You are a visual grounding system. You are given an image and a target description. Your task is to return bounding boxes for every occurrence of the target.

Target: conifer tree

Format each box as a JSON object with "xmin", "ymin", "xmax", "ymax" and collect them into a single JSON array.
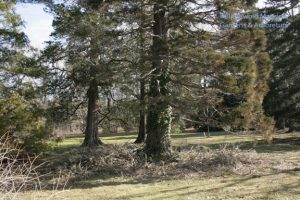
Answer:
[
  {"xmin": 263, "ymin": 0, "xmax": 300, "ymax": 131},
  {"xmin": 0, "ymin": 0, "xmax": 49, "ymax": 151},
  {"xmin": 142, "ymin": 0, "xmax": 275, "ymax": 155},
  {"xmin": 44, "ymin": 1, "xmax": 125, "ymax": 146},
  {"xmin": 44, "ymin": 0, "xmax": 275, "ymax": 151},
  {"xmin": 144, "ymin": 0, "xmax": 172, "ymax": 156}
]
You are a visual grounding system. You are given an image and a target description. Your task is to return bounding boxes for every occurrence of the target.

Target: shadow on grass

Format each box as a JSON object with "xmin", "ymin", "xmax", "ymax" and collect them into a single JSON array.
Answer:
[
  {"xmin": 69, "ymin": 176, "xmax": 175, "ymax": 188},
  {"xmin": 46, "ymin": 170, "xmax": 300, "ymax": 199},
  {"xmin": 49, "ymin": 133, "xmax": 300, "ymax": 156},
  {"xmin": 34, "ymin": 175, "xmax": 181, "ymax": 193},
  {"xmin": 176, "ymin": 136, "xmax": 300, "ymax": 154},
  {"xmin": 172, "ymin": 131, "xmax": 230, "ymax": 139},
  {"xmin": 32, "ymin": 135, "xmax": 300, "ymax": 199},
  {"xmin": 262, "ymin": 170, "xmax": 300, "ymax": 199},
  {"xmin": 103, "ymin": 136, "xmax": 136, "ymax": 141},
  {"xmin": 237, "ymin": 138, "xmax": 300, "ymax": 153}
]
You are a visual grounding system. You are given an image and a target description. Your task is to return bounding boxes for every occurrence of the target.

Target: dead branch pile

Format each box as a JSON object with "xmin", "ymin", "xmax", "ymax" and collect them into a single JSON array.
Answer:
[
  {"xmin": 177, "ymin": 145, "xmax": 263, "ymax": 175},
  {"xmin": 0, "ymin": 136, "xmax": 41, "ymax": 200},
  {"xmin": 50, "ymin": 143, "xmax": 266, "ymax": 179}
]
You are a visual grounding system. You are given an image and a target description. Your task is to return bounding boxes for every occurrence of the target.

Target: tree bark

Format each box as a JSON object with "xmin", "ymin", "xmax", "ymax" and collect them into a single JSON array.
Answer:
[
  {"xmin": 82, "ymin": 81, "xmax": 102, "ymax": 146},
  {"xmin": 145, "ymin": 0, "xmax": 172, "ymax": 156},
  {"xmin": 276, "ymin": 118, "xmax": 286, "ymax": 130},
  {"xmin": 135, "ymin": 79, "xmax": 146, "ymax": 143},
  {"xmin": 135, "ymin": 4, "xmax": 147, "ymax": 144}
]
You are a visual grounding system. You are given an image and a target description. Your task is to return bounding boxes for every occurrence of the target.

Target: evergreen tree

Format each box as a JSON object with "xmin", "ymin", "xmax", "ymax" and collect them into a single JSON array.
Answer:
[
  {"xmin": 145, "ymin": 0, "xmax": 172, "ymax": 156},
  {"xmin": 128, "ymin": 0, "xmax": 275, "ymax": 155},
  {"xmin": 263, "ymin": 0, "xmax": 300, "ymax": 131},
  {"xmin": 141, "ymin": 0, "xmax": 275, "ymax": 155},
  {"xmin": 44, "ymin": 1, "xmax": 125, "ymax": 146},
  {"xmin": 43, "ymin": 0, "xmax": 275, "ymax": 152},
  {"xmin": 0, "ymin": 0, "xmax": 49, "ymax": 152}
]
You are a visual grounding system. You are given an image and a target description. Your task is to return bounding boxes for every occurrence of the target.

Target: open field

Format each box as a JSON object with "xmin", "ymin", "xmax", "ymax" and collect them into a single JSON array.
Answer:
[{"xmin": 18, "ymin": 132, "xmax": 300, "ymax": 200}]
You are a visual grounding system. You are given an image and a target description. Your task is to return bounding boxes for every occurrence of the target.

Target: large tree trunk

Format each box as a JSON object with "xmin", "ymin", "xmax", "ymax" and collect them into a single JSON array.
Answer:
[
  {"xmin": 82, "ymin": 81, "xmax": 102, "ymax": 146},
  {"xmin": 145, "ymin": 0, "xmax": 172, "ymax": 156},
  {"xmin": 135, "ymin": 79, "xmax": 146, "ymax": 143}
]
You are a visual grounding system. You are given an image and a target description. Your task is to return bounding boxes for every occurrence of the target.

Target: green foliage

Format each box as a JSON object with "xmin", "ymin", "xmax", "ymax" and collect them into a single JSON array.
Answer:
[
  {"xmin": 41, "ymin": 0, "xmax": 276, "ymax": 151},
  {"xmin": 0, "ymin": 0, "xmax": 49, "ymax": 152},
  {"xmin": 0, "ymin": 94, "xmax": 50, "ymax": 153},
  {"xmin": 263, "ymin": 0, "xmax": 300, "ymax": 130},
  {"xmin": 0, "ymin": 94, "xmax": 33, "ymax": 134}
]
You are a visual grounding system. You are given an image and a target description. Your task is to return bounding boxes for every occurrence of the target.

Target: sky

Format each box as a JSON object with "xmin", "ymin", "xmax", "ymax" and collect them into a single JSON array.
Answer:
[
  {"xmin": 16, "ymin": 3, "xmax": 54, "ymax": 49},
  {"xmin": 15, "ymin": 1, "xmax": 266, "ymax": 49}
]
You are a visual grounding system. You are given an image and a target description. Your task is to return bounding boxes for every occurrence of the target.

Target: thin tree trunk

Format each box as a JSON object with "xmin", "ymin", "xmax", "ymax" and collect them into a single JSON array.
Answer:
[
  {"xmin": 82, "ymin": 81, "xmax": 102, "ymax": 146},
  {"xmin": 135, "ymin": 4, "xmax": 147, "ymax": 144},
  {"xmin": 145, "ymin": 0, "xmax": 172, "ymax": 156},
  {"xmin": 107, "ymin": 96, "xmax": 111, "ymax": 134},
  {"xmin": 135, "ymin": 79, "xmax": 146, "ymax": 143},
  {"xmin": 276, "ymin": 118, "xmax": 286, "ymax": 130}
]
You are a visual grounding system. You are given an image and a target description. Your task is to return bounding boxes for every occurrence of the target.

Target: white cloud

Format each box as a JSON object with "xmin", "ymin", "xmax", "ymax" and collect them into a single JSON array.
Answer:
[{"xmin": 16, "ymin": 3, "xmax": 53, "ymax": 49}]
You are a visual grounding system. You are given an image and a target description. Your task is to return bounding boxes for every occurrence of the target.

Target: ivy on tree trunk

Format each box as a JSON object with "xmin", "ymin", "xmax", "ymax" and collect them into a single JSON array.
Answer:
[{"xmin": 145, "ymin": 0, "xmax": 172, "ymax": 156}]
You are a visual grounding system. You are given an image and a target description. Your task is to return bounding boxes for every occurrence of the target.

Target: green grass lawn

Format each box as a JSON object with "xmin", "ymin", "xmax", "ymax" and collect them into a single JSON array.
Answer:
[
  {"xmin": 20, "ymin": 172, "xmax": 300, "ymax": 200},
  {"xmin": 49, "ymin": 131, "xmax": 260, "ymax": 150},
  {"xmin": 49, "ymin": 131, "xmax": 300, "ymax": 153},
  {"xmin": 19, "ymin": 132, "xmax": 300, "ymax": 200}
]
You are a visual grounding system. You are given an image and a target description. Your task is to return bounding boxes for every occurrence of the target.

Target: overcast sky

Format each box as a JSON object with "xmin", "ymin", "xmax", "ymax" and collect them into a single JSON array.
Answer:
[{"xmin": 15, "ymin": 0, "xmax": 266, "ymax": 49}]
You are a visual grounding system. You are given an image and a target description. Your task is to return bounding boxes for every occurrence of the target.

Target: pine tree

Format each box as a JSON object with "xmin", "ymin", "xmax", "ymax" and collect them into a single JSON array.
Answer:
[
  {"xmin": 141, "ymin": 0, "xmax": 275, "ymax": 155},
  {"xmin": 0, "ymin": 0, "xmax": 49, "ymax": 152},
  {"xmin": 214, "ymin": 8, "xmax": 275, "ymax": 139},
  {"xmin": 43, "ymin": 0, "xmax": 275, "ymax": 151},
  {"xmin": 144, "ymin": 0, "xmax": 172, "ymax": 156},
  {"xmin": 44, "ymin": 1, "xmax": 125, "ymax": 146},
  {"xmin": 263, "ymin": 0, "xmax": 300, "ymax": 131}
]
